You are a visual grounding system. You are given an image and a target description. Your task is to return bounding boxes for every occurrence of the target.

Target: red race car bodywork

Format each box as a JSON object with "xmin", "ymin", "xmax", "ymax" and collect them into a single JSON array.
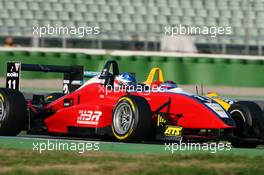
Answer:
[
  {"xmin": 41, "ymin": 60, "xmax": 235, "ymax": 141},
  {"xmin": 45, "ymin": 83, "xmax": 234, "ymax": 133},
  {"xmin": 0, "ymin": 60, "xmax": 236, "ymax": 142}
]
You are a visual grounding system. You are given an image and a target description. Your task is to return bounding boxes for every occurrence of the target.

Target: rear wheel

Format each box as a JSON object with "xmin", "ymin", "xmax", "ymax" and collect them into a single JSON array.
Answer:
[
  {"xmin": 228, "ymin": 101, "xmax": 263, "ymax": 148},
  {"xmin": 0, "ymin": 88, "xmax": 27, "ymax": 136},
  {"xmin": 112, "ymin": 95, "xmax": 152, "ymax": 142}
]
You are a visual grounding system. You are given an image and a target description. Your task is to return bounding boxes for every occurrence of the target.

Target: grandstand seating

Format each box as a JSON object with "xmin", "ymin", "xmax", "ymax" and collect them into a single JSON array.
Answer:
[{"xmin": 0, "ymin": 0, "xmax": 263, "ymax": 46}]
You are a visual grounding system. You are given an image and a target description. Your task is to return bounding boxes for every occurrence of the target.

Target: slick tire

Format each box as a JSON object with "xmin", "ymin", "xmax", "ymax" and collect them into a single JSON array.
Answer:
[
  {"xmin": 228, "ymin": 101, "xmax": 264, "ymax": 148},
  {"xmin": 0, "ymin": 88, "xmax": 27, "ymax": 136},
  {"xmin": 112, "ymin": 95, "xmax": 152, "ymax": 142}
]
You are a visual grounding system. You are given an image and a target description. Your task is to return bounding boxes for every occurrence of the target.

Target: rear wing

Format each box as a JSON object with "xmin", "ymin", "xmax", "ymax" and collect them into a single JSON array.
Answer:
[
  {"xmin": 6, "ymin": 62, "xmax": 84, "ymax": 94},
  {"xmin": 5, "ymin": 60, "xmax": 119, "ymax": 94}
]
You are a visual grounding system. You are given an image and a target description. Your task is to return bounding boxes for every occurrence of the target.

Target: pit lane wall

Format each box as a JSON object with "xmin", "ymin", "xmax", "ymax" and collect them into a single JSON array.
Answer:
[{"xmin": 0, "ymin": 47, "xmax": 264, "ymax": 87}]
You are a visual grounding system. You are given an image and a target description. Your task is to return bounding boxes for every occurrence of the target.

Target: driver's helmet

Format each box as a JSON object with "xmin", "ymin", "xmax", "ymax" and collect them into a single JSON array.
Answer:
[
  {"xmin": 114, "ymin": 72, "xmax": 137, "ymax": 89},
  {"xmin": 159, "ymin": 81, "xmax": 177, "ymax": 91}
]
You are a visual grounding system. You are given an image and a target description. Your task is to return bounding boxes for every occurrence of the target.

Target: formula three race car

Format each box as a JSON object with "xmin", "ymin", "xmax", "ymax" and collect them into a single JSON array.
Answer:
[{"xmin": 0, "ymin": 60, "xmax": 248, "ymax": 146}]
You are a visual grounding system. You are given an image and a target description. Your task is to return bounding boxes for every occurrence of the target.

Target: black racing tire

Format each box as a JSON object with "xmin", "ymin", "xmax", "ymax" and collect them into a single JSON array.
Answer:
[
  {"xmin": 228, "ymin": 101, "xmax": 263, "ymax": 148},
  {"xmin": 112, "ymin": 95, "xmax": 152, "ymax": 142},
  {"xmin": 0, "ymin": 88, "xmax": 28, "ymax": 136},
  {"xmin": 230, "ymin": 138, "xmax": 259, "ymax": 148},
  {"xmin": 43, "ymin": 93, "xmax": 64, "ymax": 105}
]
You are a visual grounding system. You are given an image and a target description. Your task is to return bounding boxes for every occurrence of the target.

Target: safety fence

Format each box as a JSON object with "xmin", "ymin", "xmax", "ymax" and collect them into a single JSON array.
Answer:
[{"xmin": 0, "ymin": 47, "xmax": 263, "ymax": 87}]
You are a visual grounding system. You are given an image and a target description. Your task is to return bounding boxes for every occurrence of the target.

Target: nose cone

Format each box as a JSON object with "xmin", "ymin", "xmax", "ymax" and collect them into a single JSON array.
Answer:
[
  {"xmin": 204, "ymin": 102, "xmax": 236, "ymax": 127},
  {"xmin": 170, "ymin": 95, "xmax": 236, "ymax": 129},
  {"xmin": 177, "ymin": 105, "xmax": 235, "ymax": 129}
]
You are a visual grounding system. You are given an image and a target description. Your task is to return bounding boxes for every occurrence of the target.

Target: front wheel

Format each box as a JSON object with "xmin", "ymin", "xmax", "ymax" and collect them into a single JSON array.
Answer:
[
  {"xmin": 112, "ymin": 95, "xmax": 152, "ymax": 142},
  {"xmin": 228, "ymin": 101, "xmax": 264, "ymax": 148}
]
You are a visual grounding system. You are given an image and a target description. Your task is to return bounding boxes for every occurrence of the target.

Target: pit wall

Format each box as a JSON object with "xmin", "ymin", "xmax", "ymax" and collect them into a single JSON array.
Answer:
[{"xmin": 0, "ymin": 47, "xmax": 264, "ymax": 87}]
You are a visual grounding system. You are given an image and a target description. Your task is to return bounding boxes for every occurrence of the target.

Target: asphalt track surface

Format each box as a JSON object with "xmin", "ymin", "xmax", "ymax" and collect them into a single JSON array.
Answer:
[{"xmin": 0, "ymin": 134, "xmax": 264, "ymax": 156}]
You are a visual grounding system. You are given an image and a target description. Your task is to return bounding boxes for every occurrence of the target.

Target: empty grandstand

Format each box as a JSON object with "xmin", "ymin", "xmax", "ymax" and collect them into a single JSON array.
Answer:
[{"xmin": 0, "ymin": 0, "xmax": 263, "ymax": 55}]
